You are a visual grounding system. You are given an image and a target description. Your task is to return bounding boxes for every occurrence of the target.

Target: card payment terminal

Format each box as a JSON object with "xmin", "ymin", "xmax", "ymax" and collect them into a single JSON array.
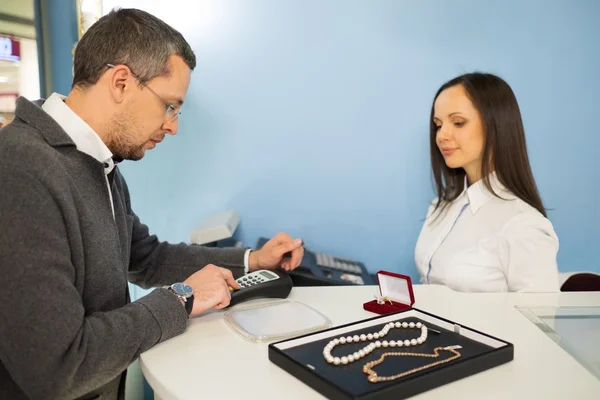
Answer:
[{"xmin": 228, "ymin": 269, "xmax": 293, "ymax": 308}]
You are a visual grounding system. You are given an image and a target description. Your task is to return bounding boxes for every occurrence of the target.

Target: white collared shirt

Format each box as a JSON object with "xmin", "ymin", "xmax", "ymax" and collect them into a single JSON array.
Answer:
[
  {"xmin": 41, "ymin": 92, "xmax": 251, "ymax": 273},
  {"xmin": 42, "ymin": 93, "xmax": 116, "ymax": 218},
  {"xmin": 414, "ymin": 174, "xmax": 560, "ymax": 293}
]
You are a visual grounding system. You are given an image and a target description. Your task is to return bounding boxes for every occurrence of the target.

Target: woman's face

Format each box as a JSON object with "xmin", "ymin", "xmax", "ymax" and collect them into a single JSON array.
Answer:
[{"xmin": 433, "ymin": 84, "xmax": 485, "ymax": 183}]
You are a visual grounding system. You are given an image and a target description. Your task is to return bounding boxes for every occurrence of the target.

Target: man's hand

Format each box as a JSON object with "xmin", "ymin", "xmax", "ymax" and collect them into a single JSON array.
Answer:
[
  {"xmin": 248, "ymin": 232, "xmax": 304, "ymax": 272},
  {"xmin": 183, "ymin": 264, "xmax": 241, "ymax": 316}
]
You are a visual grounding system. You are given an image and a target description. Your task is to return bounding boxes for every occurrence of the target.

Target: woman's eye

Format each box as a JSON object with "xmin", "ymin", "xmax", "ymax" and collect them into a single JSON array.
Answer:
[
  {"xmin": 454, "ymin": 121, "xmax": 465, "ymax": 128},
  {"xmin": 435, "ymin": 125, "xmax": 441, "ymax": 131}
]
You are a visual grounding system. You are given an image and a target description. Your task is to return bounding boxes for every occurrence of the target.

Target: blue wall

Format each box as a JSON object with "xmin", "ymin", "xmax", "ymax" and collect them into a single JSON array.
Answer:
[
  {"xmin": 35, "ymin": 0, "xmax": 79, "ymax": 97},
  {"xmin": 61, "ymin": 0, "xmax": 600, "ymax": 281}
]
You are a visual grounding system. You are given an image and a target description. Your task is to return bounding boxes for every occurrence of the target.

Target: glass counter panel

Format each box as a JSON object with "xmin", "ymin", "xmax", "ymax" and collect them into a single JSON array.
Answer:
[{"xmin": 516, "ymin": 306, "xmax": 600, "ymax": 381}]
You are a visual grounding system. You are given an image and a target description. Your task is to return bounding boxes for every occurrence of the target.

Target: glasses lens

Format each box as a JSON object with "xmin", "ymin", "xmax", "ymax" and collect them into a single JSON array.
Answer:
[{"xmin": 167, "ymin": 106, "xmax": 181, "ymax": 121}]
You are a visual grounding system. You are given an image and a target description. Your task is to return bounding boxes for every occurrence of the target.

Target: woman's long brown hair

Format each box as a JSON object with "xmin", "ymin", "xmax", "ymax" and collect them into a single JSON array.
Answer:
[{"xmin": 429, "ymin": 73, "xmax": 547, "ymax": 218}]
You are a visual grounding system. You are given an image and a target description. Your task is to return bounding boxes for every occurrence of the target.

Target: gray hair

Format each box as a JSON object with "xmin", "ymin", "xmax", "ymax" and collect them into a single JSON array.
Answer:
[{"xmin": 72, "ymin": 8, "xmax": 196, "ymax": 88}]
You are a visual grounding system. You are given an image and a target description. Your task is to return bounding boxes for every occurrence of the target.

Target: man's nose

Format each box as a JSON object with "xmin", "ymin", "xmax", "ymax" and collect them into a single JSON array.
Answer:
[{"xmin": 162, "ymin": 118, "xmax": 179, "ymax": 136}]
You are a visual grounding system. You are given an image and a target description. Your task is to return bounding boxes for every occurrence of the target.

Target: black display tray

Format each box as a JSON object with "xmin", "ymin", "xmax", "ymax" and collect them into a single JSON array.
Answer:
[{"xmin": 268, "ymin": 308, "xmax": 514, "ymax": 400}]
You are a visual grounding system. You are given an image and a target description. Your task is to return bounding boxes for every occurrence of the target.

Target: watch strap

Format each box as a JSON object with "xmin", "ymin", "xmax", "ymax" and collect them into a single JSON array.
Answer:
[{"xmin": 183, "ymin": 295, "xmax": 194, "ymax": 316}]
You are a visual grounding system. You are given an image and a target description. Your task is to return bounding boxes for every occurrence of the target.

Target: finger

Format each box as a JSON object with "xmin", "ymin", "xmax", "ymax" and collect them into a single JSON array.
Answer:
[
  {"xmin": 219, "ymin": 267, "xmax": 240, "ymax": 289},
  {"xmin": 199, "ymin": 296, "xmax": 222, "ymax": 312},
  {"xmin": 264, "ymin": 232, "xmax": 285, "ymax": 249},
  {"xmin": 288, "ymin": 246, "xmax": 304, "ymax": 270},
  {"xmin": 220, "ymin": 285, "xmax": 231, "ymax": 307},
  {"xmin": 275, "ymin": 238, "xmax": 303, "ymax": 257},
  {"xmin": 273, "ymin": 232, "xmax": 291, "ymax": 244},
  {"xmin": 210, "ymin": 285, "xmax": 231, "ymax": 310},
  {"xmin": 222, "ymin": 280, "xmax": 232, "ymax": 300},
  {"xmin": 280, "ymin": 259, "xmax": 290, "ymax": 270}
]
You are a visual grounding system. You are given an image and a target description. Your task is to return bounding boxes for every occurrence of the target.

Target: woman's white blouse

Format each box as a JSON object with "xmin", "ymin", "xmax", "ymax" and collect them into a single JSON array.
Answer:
[{"xmin": 414, "ymin": 175, "xmax": 560, "ymax": 292}]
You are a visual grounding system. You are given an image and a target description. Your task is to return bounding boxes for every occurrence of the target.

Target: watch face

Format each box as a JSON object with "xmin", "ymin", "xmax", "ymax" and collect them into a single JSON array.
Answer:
[{"xmin": 171, "ymin": 282, "xmax": 193, "ymax": 297}]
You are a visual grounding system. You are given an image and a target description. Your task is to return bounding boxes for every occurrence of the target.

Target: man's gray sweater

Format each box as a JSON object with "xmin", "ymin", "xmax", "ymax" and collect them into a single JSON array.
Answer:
[{"xmin": 0, "ymin": 97, "xmax": 247, "ymax": 400}]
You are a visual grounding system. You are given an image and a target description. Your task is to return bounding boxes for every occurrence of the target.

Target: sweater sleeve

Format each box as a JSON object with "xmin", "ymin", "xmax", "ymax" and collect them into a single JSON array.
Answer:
[
  {"xmin": 111, "ymin": 170, "xmax": 248, "ymax": 287},
  {"xmin": 0, "ymin": 168, "xmax": 187, "ymax": 400},
  {"xmin": 127, "ymin": 211, "xmax": 248, "ymax": 287}
]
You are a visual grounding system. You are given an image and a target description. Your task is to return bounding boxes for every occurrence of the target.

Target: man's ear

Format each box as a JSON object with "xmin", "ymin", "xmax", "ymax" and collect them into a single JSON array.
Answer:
[{"xmin": 107, "ymin": 65, "xmax": 133, "ymax": 104}]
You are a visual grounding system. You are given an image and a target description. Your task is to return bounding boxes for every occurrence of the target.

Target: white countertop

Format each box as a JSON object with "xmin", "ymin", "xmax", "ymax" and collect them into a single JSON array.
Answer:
[{"xmin": 140, "ymin": 284, "xmax": 600, "ymax": 400}]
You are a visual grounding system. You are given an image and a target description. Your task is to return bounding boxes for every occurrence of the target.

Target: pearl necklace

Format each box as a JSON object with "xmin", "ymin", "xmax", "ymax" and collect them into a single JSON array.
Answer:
[{"xmin": 323, "ymin": 321, "xmax": 428, "ymax": 365}]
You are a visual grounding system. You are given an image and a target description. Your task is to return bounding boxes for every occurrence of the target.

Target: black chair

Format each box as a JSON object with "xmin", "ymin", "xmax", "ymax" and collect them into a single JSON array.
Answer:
[{"xmin": 560, "ymin": 272, "xmax": 600, "ymax": 292}]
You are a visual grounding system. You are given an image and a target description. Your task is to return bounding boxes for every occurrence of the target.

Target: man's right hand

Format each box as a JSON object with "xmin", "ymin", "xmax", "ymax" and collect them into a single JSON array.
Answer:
[{"xmin": 183, "ymin": 264, "xmax": 241, "ymax": 316}]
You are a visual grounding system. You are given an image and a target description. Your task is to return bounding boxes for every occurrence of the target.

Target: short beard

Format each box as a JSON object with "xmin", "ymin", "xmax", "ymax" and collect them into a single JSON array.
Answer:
[{"xmin": 106, "ymin": 112, "xmax": 146, "ymax": 161}]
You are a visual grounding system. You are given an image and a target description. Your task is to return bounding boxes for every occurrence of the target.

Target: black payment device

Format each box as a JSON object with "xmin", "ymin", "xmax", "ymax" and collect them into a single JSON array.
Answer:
[
  {"xmin": 227, "ymin": 269, "xmax": 293, "ymax": 308},
  {"xmin": 256, "ymin": 237, "xmax": 375, "ymax": 287}
]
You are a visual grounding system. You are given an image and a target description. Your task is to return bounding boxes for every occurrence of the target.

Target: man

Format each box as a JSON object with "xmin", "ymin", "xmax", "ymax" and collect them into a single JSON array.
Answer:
[{"xmin": 0, "ymin": 8, "xmax": 304, "ymax": 400}]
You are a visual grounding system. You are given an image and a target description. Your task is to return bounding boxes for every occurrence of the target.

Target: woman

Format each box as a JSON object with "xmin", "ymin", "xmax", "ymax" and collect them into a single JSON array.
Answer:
[{"xmin": 414, "ymin": 72, "xmax": 559, "ymax": 292}]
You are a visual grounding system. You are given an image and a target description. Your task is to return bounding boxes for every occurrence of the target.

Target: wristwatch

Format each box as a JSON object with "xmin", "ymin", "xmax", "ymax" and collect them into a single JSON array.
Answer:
[{"xmin": 168, "ymin": 282, "xmax": 194, "ymax": 316}]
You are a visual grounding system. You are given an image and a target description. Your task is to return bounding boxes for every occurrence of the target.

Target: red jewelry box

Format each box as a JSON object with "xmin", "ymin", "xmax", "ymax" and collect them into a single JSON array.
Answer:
[{"xmin": 363, "ymin": 270, "xmax": 415, "ymax": 314}]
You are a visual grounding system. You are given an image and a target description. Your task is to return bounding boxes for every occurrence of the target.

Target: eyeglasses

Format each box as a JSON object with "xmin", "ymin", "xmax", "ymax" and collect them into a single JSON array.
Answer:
[{"xmin": 106, "ymin": 63, "xmax": 181, "ymax": 121}]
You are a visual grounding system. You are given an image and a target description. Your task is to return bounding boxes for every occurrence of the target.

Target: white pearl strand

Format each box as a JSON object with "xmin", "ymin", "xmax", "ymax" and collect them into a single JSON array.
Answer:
[{"xmin": 323, "ymin": 321, "xmax": 427, "ymax": 366}]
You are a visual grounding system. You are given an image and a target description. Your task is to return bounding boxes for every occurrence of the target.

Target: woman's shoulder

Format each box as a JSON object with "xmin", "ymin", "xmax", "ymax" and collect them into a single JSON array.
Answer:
[{"xmin": 499, "ymin": 199, "xmax": 558, "ymax": 241}]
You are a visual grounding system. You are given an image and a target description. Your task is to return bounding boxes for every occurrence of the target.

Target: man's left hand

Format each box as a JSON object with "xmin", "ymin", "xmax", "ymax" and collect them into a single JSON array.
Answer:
[{"xmin": 248, "ymin": 232, "xmax": 304, "ymax": 271}]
